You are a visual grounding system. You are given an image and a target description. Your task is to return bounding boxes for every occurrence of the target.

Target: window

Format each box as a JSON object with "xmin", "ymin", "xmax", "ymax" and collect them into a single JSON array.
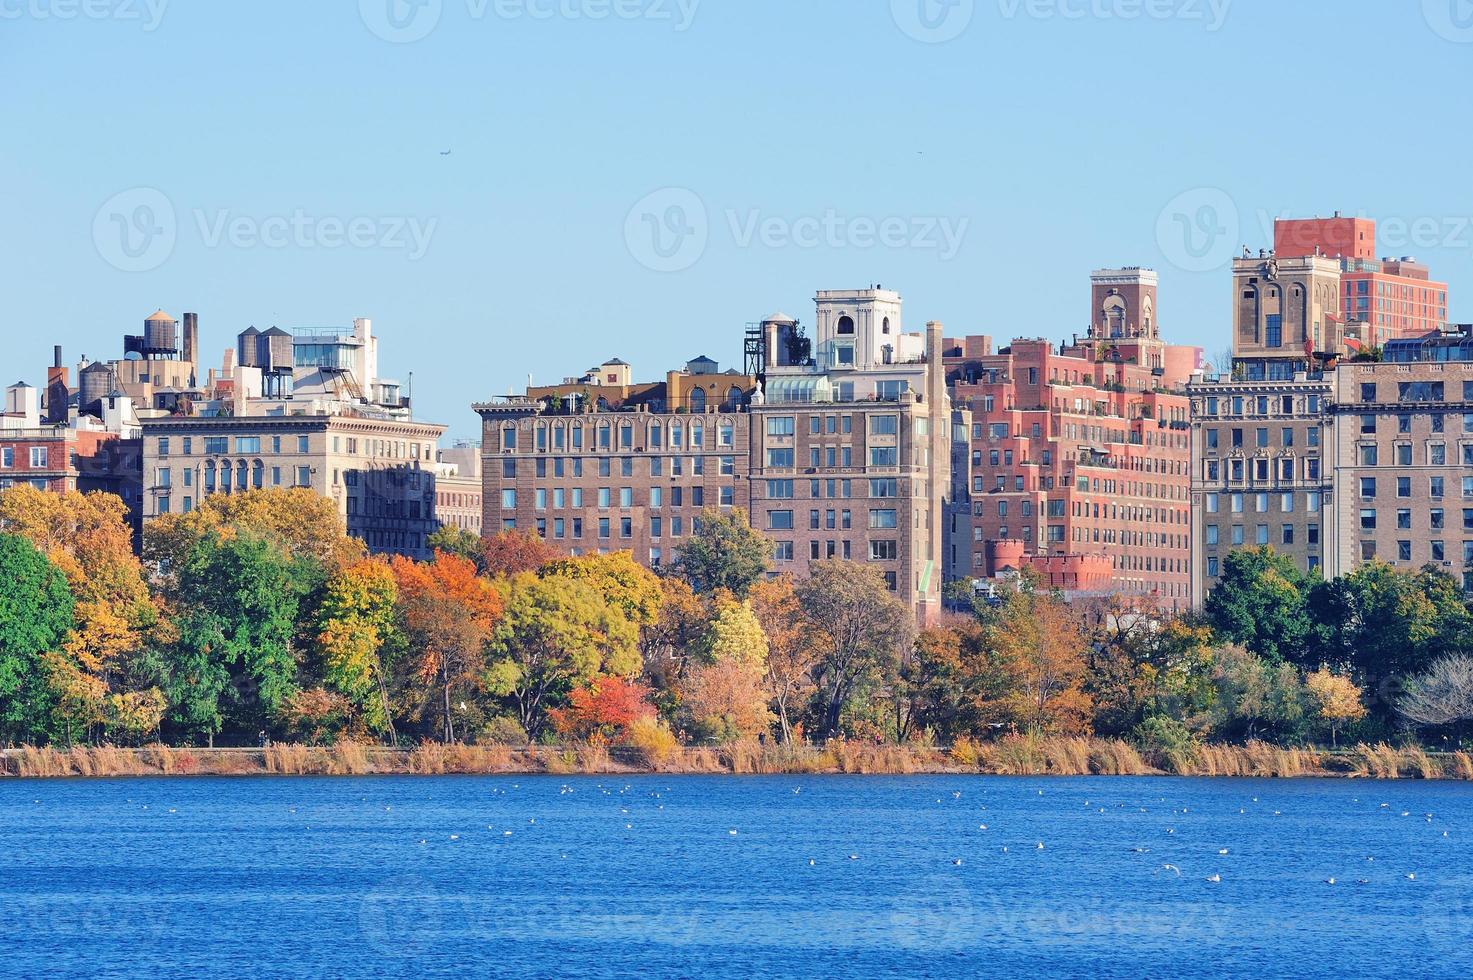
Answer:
[
  {"xmin": 767, "ymin": 448, "xmax": 794, "ymax": 467},
  {"xmin": 1282, "ymin": 525, "xmax": 1294, "ymax": 545},
  {"xmin": 501, "ymin": 489, "xmax": 516, "ymax": 509},
  {"xmin": 869, "ymin": 509, "xmax": 898, "ymax": 529},
  {"xmin": 620, "ymin": 488, "xmax": 634, "ymax": 508},
  {"xmin": 871, "ymin": 415, "xmax": 899, "ymax": 436},
  {"xmin": 204, "ymin": 437, "xmax": 228, "ymax": 455},
  {"xmin": 768, "ymin": 510, "xmax": 794, "ymax": 530},
  {"xmin": 1205, "ymin": 525, "xmax": 1219, "ymax": 546},
  {"xmin": 869, "ymin": 540, "xmax": 897, "ymax": 561},
  {"xmin": 869, "ymin": 447, "xmax": 898, "ymax": 466},
  {"xmin": 870, "ymin": 478, "xmax": 897, "ymax": 498},
  {"xmin": 1360, "ymin": 508, "xmax": 1377, "ymax": 530},
  {"xmin": 1360, "ymin": 445, "xmax": 1378, "ymax": 466},
  {"xmin": 774, "ymin": 541, "xmax": 794, "ymax": 561},
  {"xmin": 1360, "ymin": 478, "xmax": 1376, "ymax": 499},
  {"xmin": 767, "ymin": 479, "xmax": 794, "ymax": 499},
  {"xmin": 28, "ymin": 447, "xmax": 47, "ymax": 468},
  {"xmin": 298, "ymin": 435, "xmax": 310, "ymax": 453}
]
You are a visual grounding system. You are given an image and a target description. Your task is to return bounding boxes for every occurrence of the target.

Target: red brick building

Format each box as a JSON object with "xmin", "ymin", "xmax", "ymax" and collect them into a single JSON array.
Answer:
[
  {"xmin": 944, "ymin": 269, "xmax": 1201, "ymax": 608},
  {"xmin": 1274, "ymin": 215, "xmax": 1448, "ymax": 343}
]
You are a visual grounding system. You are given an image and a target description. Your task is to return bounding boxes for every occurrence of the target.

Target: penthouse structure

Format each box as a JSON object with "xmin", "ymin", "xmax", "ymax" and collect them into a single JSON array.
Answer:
[
  {"xmin": 1274, "ymin": 214, "xmax": 1449, "ymax": 344},
  {"xmin": 945, "ymin": 269, "xmax": 1201, "ymax": 606}
]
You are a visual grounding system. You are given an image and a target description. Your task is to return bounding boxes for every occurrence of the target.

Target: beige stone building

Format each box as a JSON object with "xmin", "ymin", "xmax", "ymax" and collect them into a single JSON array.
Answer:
[
  {"xmin": 1325, "ymin": 349, "xmax": 1473, "ymax": 586},
  {"xmin": 1188, "ymin": 375, "xmax": 1332, "ymax": 604},
  {"xmin": 140, "ymin": 413, "xmax": 448, "ymax": 559}
]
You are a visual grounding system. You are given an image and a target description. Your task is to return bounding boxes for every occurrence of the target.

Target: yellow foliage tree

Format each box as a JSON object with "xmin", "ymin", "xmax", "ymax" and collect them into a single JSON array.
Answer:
[
  {"xmin": 145, "ymin": 488, "xmax": 365, "ymax": 578},
  {"xmin": 685, "ymin": 598, "xmax": 773, "ymax": 743},
  {"xmin": 1304, "ymin": 667, "xmax": 1366, "ymax": 747},
  {"xmin": 0, "ymin": 486, "xmax": 165, "ymax": 741}
]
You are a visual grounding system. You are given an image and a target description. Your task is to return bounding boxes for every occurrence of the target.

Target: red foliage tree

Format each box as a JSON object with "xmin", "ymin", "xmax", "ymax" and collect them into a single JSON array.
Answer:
[{"xmin": 548, "ymin": 675, "xmax": 656, "ymax": 743}]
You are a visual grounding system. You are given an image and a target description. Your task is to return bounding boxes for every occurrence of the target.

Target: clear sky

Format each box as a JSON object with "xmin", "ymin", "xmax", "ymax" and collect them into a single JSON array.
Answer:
[{"xmin": 3, "ymin": 0, "xmax": 1470, "ymax": 439}]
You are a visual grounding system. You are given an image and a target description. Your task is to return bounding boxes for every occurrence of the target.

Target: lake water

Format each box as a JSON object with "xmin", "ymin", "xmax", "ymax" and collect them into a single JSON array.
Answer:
[{"xmin": 3, "ymin": 774, "xmax": 1471, "ymax": 978}]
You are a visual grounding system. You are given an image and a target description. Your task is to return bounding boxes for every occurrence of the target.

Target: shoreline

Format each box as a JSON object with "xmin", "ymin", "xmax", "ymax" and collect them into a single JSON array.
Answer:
[{"xmin": 3, "ymin": 740, "xmax": 1470, "ymax": 780}]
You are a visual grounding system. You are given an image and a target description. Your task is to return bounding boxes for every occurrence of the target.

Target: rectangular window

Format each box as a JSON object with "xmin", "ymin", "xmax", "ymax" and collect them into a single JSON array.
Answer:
[
  {"xmin": 869, "ymin": 509, "xmax": 898, "ymax": 529},
  {"xmin": 768, "ymin": 510, "xmax": 794, "ymax": 530},
  {"xmin": 869, "ymin": 447, "xmax": 898, "ymax": 466},
  {"xmin": 869, "ymin": 540, "xmax": 898, "ymax": 561},
  {"xmin": 767, "ymin": 479, "xmax": 794, "ymax": 499},
  {"xmin": 767, "ymin": 416, "xmax": 795, "ymax": 436},
  {"xmin": 767, "ymin": 448, "xmax": 794, "ymax": 467},
  {"xmin": 871, "ymin": 415, "xmax": 899, "ymax": 436}
]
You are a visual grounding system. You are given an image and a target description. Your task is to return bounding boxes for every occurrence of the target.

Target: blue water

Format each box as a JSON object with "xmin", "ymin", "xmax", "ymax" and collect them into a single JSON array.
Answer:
[{"xmin": 2, "ymin": 775, "xmax": 1471, "ymax": 978}]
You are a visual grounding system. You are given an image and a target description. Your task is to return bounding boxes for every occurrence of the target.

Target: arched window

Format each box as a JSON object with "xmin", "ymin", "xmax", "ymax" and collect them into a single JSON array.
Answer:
[
  {"xmin": 837, "ymin": 315, "xmax": 855, "ymax": 335},
  {"xmin": 237, "ymin": 460, "xmax": 250, "ymax": 490},
  {"xmin": 725, "ymin": 385, "xmax": 742, "ymax": 409},
  {"xmin": 649, "ymin": 422, "xmax": 663, "ymax": 448},
  {"xmin": 882, "ymin": 317, "xmax": 891, "ymax": 335},
  {"xmin": 689, "ymin": 387, "xmax": 707, "ymax": 413},
  {"xmin": 204, "ymin": 460, "xmax": 216, "ymax": 492},
  {"xmin": 691, "ymin": 422, "xmax": 704, "ymax": 448},
  {"xmin": 219, "ymin": 460, "xmax": 232, "ymax": 493}
]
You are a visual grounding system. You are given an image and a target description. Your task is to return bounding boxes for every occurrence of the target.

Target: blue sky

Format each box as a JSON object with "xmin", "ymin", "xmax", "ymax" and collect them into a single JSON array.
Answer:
[{"xmin": 3, "ymin": 0, "xmax": 1471, "ymax": 439}]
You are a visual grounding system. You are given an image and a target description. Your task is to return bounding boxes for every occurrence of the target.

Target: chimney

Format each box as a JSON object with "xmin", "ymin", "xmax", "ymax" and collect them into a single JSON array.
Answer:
[
  {"xmin": 45, "ymin": 345, "xmax": 70, "ymax": 425},
  {"xmin": 182, "ymin": 312, "xmax": 199, "ymax": 364}
]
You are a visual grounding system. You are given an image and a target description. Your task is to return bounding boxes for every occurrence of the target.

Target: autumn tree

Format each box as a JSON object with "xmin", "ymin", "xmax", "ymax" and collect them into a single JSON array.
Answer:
[
  {"xmin": 426, "ymin": 525, "xmax": 486, "ymax": 572},
  {"xmin": 0, "ymin": 486, "xmax": 165, "ymax": 741},
  {"xmin": 485, "ymin": 572, "xmax": 642, "ymax": 741},
  {"xmin": 316, "ymin": 558, "xmax": 400, "ymax": 739},
  {"xmin": 638, "ymin": 576, "xmax": 709, "ymax": 722},
  {"xmin": 0, "ymin": 533, "xmax": 76, "ymax": 744},
  {"xmin": 978, "ymin": 579, "xmax": 1093, "ymax": 736},
  {"xmin": 684, "ymin": 598, "xmax": 773, "ymax": 743},
  {"xmin": 482, "ymin": 529, "xmax": 562, "ymax": 577},
  {"xmin": 544, "ymin": 551, "xmax": 664, "ymax": 629},
  {"xmin": 1303, "ymin": 667, "xmax": 1366, "ymax": 747},
  {"xmin": 145, "ymin": 488, "xmax": 364, "ymax": 583},
  {"xmin": 798, "ymin": 561, "xmax": 914, "ymax": 738},
  {"xmin": 749, "ymin": 578, "xmax": 819, "ymax": 743},
  {"xmin": 548, "ymin": 676, "xmax": 657, "ymax": 743},
  {"xmin": 391, "ymin": 551, "xmax": 503, "ymax": 743},
  {"xmin": 671, "ymin": 507, "xmax": 771, "ymax": 597}
]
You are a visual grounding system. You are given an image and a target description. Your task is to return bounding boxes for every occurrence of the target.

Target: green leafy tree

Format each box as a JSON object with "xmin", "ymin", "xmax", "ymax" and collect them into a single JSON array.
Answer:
[
  {"xmin": 173, "ymin": 533, "xmax": 317, "ymax": 736},
  {"xmin": 1204, "ymin": 547, "xmax": 1312, "ymax": 663},
  {"xmin": 671, "ymin": 507, "xmax": 771, "ymax": 597},
  {"xmin": 0, "ymin": 534, "xmax": 75, "ymax": 744}
]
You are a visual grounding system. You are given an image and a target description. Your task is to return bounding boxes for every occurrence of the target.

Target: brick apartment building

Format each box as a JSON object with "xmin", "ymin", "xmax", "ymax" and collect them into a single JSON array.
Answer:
[
  {"xmin": 945, "ymin": 269, "xmax": 1201, "ymax": 607},
  {"xmin": 477, "ymin": 288, "xmax": 953, "ymax": 620}
]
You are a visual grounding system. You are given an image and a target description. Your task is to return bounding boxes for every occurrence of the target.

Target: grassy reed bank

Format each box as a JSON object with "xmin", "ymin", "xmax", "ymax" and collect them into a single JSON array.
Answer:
[{"xmin": 3, "ymin": 738, "xmax": 1470, "ymax": 779}]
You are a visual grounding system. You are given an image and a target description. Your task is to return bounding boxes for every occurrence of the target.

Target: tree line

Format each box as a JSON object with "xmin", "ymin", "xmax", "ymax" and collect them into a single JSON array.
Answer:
[{"xmin": 1, "ymin": 485, "xmax": 1469, "ymax": 754}]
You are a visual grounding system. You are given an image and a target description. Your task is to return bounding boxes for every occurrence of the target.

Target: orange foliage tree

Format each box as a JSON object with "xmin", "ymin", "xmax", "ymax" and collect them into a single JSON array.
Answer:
[
  {"xmin": 548, "ymin": 676, "xmax": 657, "ymax": 743},
  {"xmin": 482, "ymin": 529, "xmax": 563, "ymax": 577},
  {"xmin": 978, "ymin": 576, "xmax": 1093, "ymax": 736},
  {"xmin": 390, "ymin": 551, "xmax": 503, "ymax": 743}
]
